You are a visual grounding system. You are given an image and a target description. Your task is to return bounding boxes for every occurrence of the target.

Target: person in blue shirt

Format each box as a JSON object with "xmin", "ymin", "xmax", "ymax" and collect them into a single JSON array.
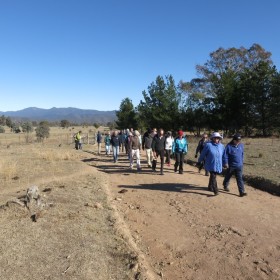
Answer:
[
  {"xmin": 222, "ymin": 133, "xmax": 247, "ymax": 197},
  {"xmin": 172, "ymin": 130, "xmax": 188, "ymax": 174},
  {"xmin": 198, "ymin": 132, "xmax": 224, "ymax": 195}
]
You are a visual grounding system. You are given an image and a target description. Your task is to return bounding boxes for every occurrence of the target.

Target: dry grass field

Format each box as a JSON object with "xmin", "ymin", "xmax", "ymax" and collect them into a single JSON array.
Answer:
[{"xmin": 0, "ymin": 130, "xmax": 142, "ymax": 279}]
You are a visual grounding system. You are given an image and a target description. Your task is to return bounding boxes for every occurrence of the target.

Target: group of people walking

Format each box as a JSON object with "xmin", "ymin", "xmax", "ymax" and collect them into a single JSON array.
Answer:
[
  {"xmin": 78, "ymin": 128, "xmax": 247, "ymax": 197},
  {"xmin": 196, "ymin": 132, "xmax": 246, "ymax": 197}
]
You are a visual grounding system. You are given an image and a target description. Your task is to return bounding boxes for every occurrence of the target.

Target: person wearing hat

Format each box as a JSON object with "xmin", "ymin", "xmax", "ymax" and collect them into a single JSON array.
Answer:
[
  {"xmin": 172, "ymin": 130, "xmax": 188, "ymax": 174},
  {"xmin": 198, "ymin": 132, "xmax": 224, "ymax": 195},
  {"xmin": 222, "ymin": 133, "xmax": 247, "ymax": 197}
]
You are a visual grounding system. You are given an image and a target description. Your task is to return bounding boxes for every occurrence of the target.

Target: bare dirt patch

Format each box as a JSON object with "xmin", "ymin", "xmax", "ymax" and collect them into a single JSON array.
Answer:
[{"xmin": 84, "ymin": 147, "xmax": 280, "ymax": 280}]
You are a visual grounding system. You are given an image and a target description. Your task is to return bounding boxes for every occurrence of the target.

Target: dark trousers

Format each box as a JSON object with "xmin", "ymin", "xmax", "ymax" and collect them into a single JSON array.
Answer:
[
  {"xmin": 208, "ymin": 172, "xmax": 219, "ymax": 194},
  {"xmin": 223, "ymin": 166, "xmax": 244, "ymax": 194},
  {"xmin": 174, "ymin": 152, "xmax": 185, "ymax": 172},
  {"xmin": 152, "ymin": 150, "xmax": 165, "ymax": 172},
  {"xmin": 165, "ymin": 149, "xmax": 171, "ymax": 164}
]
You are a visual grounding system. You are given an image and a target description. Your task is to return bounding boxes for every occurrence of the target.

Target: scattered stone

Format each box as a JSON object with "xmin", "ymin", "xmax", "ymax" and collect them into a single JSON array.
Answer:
[
  {"xmin": 94, "ymin": 202, "xmax": 103, "ymax": 209},
  {"xmin": 12, "ymin": 176, "xmax": 20, "ymax": 180},
  {"xmin": 118, "ymin": 189, "xmax": 128, "ymax": 194},
  {"xmin": 42, "ymin": 187, "xmax": 52, "ymax": 193}
]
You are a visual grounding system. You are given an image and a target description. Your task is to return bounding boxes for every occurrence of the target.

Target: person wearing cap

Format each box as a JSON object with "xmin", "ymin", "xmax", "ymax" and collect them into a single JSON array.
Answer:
[
  {"xmin": 151, "ymin": 128, "xmax": 166, "ymax": 175},
  {"xmin": 172, "ymin": 130, "xmax": 188, "ymax": 174},
  {"xmin": 195, "ymin": 133, "xmax": 209, "ymax": 176},
  {"xmin": 129, "ymin": 130, "xmax": 141, "ymax": 171},
  {"xmin": 222, "ymin": 133, "xmax": 247, "ymax": 197},
  {"xmin": 198, "ymin": 132, "xmax": 225, "ymax": 195}
]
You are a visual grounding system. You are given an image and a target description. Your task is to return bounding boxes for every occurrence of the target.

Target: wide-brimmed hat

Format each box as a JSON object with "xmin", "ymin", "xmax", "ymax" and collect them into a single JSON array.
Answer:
[{"xmin": 210, "ymin": 132, "xmax": 223, "ymax": 139}]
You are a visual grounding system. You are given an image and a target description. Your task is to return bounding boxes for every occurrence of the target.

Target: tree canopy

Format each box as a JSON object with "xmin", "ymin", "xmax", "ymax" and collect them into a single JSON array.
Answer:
[{"xmin": 116, "ymin": 44, "xmax": 280, "ymax": 136}]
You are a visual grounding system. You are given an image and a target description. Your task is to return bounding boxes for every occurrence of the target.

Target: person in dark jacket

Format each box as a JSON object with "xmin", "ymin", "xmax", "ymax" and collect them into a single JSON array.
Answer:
[
  {"xmin": 222, "ymin": 133, "xmax": 247, "ymax": 197},
  {"xmin": 151, "ymin": 128, "xmax": 166, "ymax": 175},
  {"xmin": 96, "ymin": 131, "xmax": 103, "ymax": 155},
  {"xmin": 142, "ymin": 128, "xmax": 153, "ymax": 167},
  {"xmin": 195, "ymin": 133, "xmax": 209, "ymax": 176},
  {"xmin": 110, "ymin": 130, "xmax": 121, "ymax": 163}
]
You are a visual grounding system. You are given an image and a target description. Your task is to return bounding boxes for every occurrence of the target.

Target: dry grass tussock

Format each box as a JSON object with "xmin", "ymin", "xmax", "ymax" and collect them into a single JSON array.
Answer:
[
  {"xmin": 36, "ymin": 148, "xmax": 79, "ymax": 161},
  {"xmin": 0, "ymin": 159, "xmax": 18, "ymax": 181}
]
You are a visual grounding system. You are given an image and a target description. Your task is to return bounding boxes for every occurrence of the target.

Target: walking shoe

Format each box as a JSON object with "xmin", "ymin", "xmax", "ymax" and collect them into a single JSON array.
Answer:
[
  {"xmin": 179, "ymin": 170, "xmax": 183, "ymax": 174},
  {"xmin": 214, "ymin": 192, "xmax": 219, "ymax": 196},
  {"xmin": 223, "ymin": 187, "xmax": 230, "ymax": 192},
  {"xmin": 240, "ymin": 192, "xmax": 247, "ymax": 197},
  {"xmin": 174, "ymin": 166, "xmax": 177, "ymax": 172},
  {"xmin": 160, "ymin": 171, "xmax": 164, "ymax": 175},
  {"xmin": 205, "ymin": 171, "xmax": 209, "ymax": 176}
]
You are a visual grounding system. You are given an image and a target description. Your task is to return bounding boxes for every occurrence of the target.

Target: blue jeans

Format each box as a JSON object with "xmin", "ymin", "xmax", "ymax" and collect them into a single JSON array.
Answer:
[
  {"xmin": 223, "ymin": 166, "xmax": 244, "ymax": 194},
  {"xmin": 112, "ymin": 146, "xmax": 119, "ymax": 162}
]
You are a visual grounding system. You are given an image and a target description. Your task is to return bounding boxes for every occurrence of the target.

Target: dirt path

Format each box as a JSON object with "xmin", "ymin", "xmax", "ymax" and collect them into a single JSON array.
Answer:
[{"xmin": 84, "ymin": 149, "xmax": 280, "ymax": 280}]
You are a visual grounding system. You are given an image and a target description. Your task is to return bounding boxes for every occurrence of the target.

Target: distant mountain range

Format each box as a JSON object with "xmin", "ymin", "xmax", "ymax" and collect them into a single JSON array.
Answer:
[{"xmin": 0, "ymin": 107, "xmax": 117, "ymax": 124}]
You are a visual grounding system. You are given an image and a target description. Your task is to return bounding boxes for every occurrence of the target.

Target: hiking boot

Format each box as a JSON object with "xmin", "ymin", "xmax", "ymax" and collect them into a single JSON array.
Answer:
[
  {"xmin": 179, "ymin": 170, "xmax": 183, "ymax": 174},
  {"xmin": 205, "ymin": 171, "xmax": 209, "ymax": 176},
  {"xmin": 174, "ymin": 166, "xmax": 177, "ymax": 172},
  {"xmin": 223, "ymin": 187, "xmax": 230, "ymax": 192},
  {"xmin": 160, "ymin": 171, "xmax": 164, "ymax": 175},
  {"xmin": 240, "ymin": 192, "xmax": 247, "ymax": 197}
]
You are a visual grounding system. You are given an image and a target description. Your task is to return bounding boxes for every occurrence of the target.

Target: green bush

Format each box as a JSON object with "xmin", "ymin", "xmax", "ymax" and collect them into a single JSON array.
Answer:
[{"xmin": 0, "ymin": 126, "xmax": 5, "ymax": 133}]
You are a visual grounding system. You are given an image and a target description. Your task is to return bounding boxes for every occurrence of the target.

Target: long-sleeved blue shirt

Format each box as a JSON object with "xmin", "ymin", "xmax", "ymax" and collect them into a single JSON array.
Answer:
[
  {"xmin": 222, "ymin": 141, "xmax": 244, "ymax": 168},
  {"xmin": 198, "ymin": 142, "xmax": 224, "ymax": 173}
]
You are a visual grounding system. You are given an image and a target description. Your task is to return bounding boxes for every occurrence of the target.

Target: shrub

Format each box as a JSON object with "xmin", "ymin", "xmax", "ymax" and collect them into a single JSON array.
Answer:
[{"xmin": 0, "ymin": 126, "xmax": 5, "ymax": 133}]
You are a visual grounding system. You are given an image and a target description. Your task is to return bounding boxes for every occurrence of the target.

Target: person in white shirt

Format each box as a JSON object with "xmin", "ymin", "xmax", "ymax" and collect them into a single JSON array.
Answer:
[{"xmin": 165, "ymin": 131, "xmax": 174, "ymax": 167}]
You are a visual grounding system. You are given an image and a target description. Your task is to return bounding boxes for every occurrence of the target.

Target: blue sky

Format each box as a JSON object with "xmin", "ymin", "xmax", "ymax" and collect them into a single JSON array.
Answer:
[{"xmin": 0, "ymin": 0, "xmax": 279, "ymax": 112}]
